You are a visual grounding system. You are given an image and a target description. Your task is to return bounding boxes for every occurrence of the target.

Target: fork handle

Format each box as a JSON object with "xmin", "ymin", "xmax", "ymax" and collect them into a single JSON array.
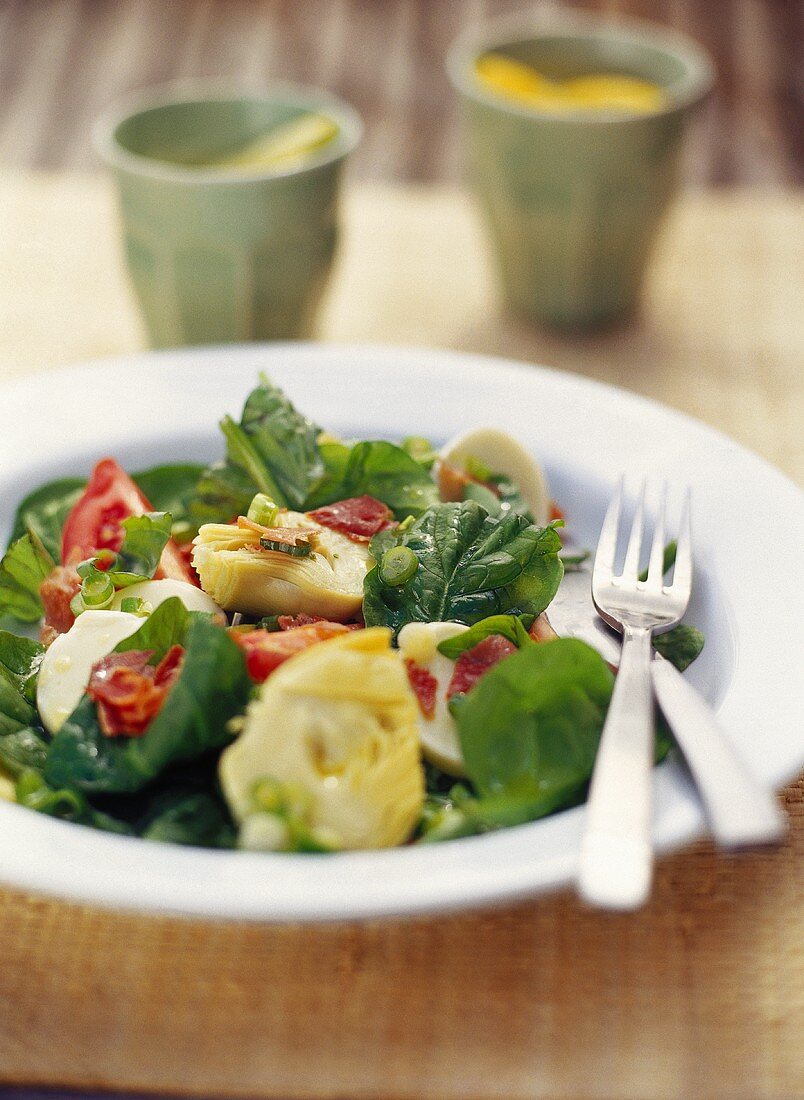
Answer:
[
  {"xmin": 651, "ymin": 660, "xmax": 786, "ymax": 846},
  {"xmin": 578, "ymin": 624, "xmax": 654, "ymax": 910}
]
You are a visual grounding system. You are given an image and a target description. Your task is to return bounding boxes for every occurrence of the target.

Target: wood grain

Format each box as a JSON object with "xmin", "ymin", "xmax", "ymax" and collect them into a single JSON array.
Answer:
[
  {"xmin": 0, "ymin": 0, "xmax": 801, "ymax": 185},
  {"xmin": 0, "ymin": 779, "xmax": 802, "ymax": 1099}
]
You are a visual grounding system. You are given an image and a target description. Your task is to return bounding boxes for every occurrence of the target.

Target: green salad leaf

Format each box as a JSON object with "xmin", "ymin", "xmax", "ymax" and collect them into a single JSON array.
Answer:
[
  {"xmin": 44, "ymin": 599, "xmax": 252, "ymax": 794},
  {"xmin": 190, "ymin": 375, "xmax": 324, "ymax": 521},
  {"xmin": 306, "ymin": 440, "xmax": 439, "ymax": 519},
  {"xmin": 9, "ymin": 478, "xmax": 86, "ymax": 559},
  {"xmin": 110, "ymin": 512, "xmax": 172, "ymax": 584},
  {"xmin": 456, "ymin": 638, "xmax": 614, "ymax": 816},
  {"xmin": 363, "ymin": 501, "xmax": 563, "ymax": 635},
  {"xmin": 229, "ymin": 374, "xmax": 324, "ymax": 508},
  {"xmin": 189, "ymin": 459, "xmax": 257, "ymax": 528},
  {"xmin": 654, "ymin": 624, "xmax": 705, "ymax": 672},
  {"xmin": 0, "ymin": 631, "xmax": 44, "ymax": 705},
  {"xmin": 0, "ymin": 727, "xmax": 49, "ymax": 777},
  {"xmin": 141, "ymin": 790, "xmax": 236, "ymax": 848},
  {"xmin": 0, "ymin": 667, "xmax": 38, "ymax": 736},
  {"xmin": 133, "ymin": 463, "xmax": 205, "ymax": 539},
  {"xmin": 436, "ymin": 614, "xmax": 535, "ymax": 660},
  {"xmin": 0, "ymin": 531, "xmax": 54, "ymax": 623}
]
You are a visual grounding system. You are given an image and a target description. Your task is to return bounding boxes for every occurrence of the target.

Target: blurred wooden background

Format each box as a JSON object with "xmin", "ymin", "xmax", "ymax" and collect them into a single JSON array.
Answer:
[{"xmin": 0, "ymin": 0, "xmax": 801, "ymax": 185}]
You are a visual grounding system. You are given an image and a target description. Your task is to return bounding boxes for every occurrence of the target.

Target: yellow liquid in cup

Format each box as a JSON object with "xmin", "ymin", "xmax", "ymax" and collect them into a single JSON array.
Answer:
[{"xmin": 475, "ymin": 53, "xmax": 666, "ymax": 114}]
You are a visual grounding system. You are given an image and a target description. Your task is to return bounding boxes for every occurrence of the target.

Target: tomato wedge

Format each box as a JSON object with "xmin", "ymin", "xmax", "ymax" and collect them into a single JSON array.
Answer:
[{"xmin": 61, "ymin": 458, "xmax": 197, "ymax": 585}]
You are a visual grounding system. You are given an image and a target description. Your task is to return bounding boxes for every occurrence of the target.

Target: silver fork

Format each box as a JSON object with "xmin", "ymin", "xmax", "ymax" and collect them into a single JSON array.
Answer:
[
  {"xmin": 578, "ymin": 480, "xmax": 785, "ymax": 910},
  {"xmin": 577, "ymin": 480, "xmax": 692, "ymax": 910}
]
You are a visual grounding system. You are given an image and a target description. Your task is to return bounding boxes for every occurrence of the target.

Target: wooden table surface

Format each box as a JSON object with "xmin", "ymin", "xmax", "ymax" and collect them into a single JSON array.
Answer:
[
  {"xmin": 0, "ymin": 0, "xmax": 801, "ymax": 187},
  {"xmin": 0, "ymin": 172, "xmax": 802, "ymax": 1100}
]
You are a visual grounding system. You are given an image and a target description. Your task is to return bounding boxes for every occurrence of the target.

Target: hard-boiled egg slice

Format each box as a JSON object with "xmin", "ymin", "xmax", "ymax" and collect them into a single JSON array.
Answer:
[
  {"xmin": 438, "ymin": 427, "xmax": 551, "ymax": 526},
  {"xmin": 37, "ymin": 610, "xmax": 143, "ymax": 734},
  {"xmin": 109, "ymin": 578, "xmax": 222, "ymax": 618},
  {"xmin": 397, "ymin": 620, "xmax": 470, "ymax": 777}
]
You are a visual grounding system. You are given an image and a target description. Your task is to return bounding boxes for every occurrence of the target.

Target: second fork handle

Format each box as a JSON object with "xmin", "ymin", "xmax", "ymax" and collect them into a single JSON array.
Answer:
[{"xmin": 578, "ymin": 624, "xmax": 655, "ymax": 910}]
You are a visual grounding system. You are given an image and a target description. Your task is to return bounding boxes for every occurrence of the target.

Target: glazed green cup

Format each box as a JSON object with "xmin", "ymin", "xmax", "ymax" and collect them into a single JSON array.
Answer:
[
  {"xmin": 95, "ymin": 84, "xmax": 362, "ymax": 347},
  {"xmin": 447, "ymin": 13, "xmax": 714, "ymax": 329}
]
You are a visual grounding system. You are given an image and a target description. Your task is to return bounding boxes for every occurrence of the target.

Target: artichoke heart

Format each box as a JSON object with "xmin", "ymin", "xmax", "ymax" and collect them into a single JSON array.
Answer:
[
  {"xmin": 192, "ymin": 510, "xmax": 369, "ymax": 620},
  {"xmin": 220, "ymin": 627, "xmax": 425, "ymax": 850}
]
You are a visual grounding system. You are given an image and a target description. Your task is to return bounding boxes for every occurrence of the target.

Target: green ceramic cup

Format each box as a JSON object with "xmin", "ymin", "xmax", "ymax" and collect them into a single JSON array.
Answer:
[
  {"xmin": 447, "ymin": 13, "xmax": 715, "ymax": 330},
  {"xmin": 95, "ymin": 84, "xmax": 362, "ymax": 347}
]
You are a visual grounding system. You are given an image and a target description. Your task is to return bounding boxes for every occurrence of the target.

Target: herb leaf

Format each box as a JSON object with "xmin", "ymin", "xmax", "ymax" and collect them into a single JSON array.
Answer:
[
  {"xmin": 654, "ymin": 624, "xmax": 705, "ymax": 672},
  {"xmin": 305, "ymin": 441, "xmax": 440, "ymax": 520},
  {"xmin": 9, "ymin": 478, "xmax": 86, "ymax": 560},
  {"xmin": 0, "ymin": 532, "xmax": 54, "ymax": 623},
  {"xmin": 436, "ymin": 614, "xmax": 535, "ymax": 660},
  {"xmin": 45, "ymin": 599, "xmax": 251, "ymax": 794},
  {"xmin": 456, "ymin": 638, "xmax": 614, "ymax": 813},
  {"xmin": 363, "ymin": 501, "xmax": 563, "ymax": 635}
]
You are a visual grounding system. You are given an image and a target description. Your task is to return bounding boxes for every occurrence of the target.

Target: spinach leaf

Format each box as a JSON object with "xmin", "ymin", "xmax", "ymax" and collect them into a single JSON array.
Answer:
[
  {"xmin": 0, "ymin": 667, "xmax": 37, "ymax": 735},
  {"xmin": 0, "ymin": 631, "xmax": 44, "ymax": 704},
  {"xmin": 0, "ymin": 532, "xmax": 54, "ymax": 623},
  {"xmin": 419, "ymin": 785, "xmax": 570, "ymax": 843},
  {"xmin": 235, "ymin": 374, "xmax": 324, "ymax": 508},
  {"xmin": 14, "ymin": 768, "xmax": 134, "ymax": 834},
  {"xmin": 111, "ymin": 512, "xmax": 172, "ymax": 584},
  {"xmin": 132, "ymin": 464, "xmax": 205, "ymax": 522},
  {"xmin": 456, "ymin": 639, "xmax": 614, "ymax": 817},
  {"xmin": 141, "ymin": 791, "xmax": 236, "ymax": 848},
  {"xmin": 10, "ymin": 478, "xmax": 85, "ymax": 559},
  {"xmin": 305, "ymin": 441, "xmax": 439, "ymax": 519},
  {"xmin": 639, "ymin": 539, "xmax": 678, "ymax": 583},
  {"xmin": 310, "ymin": 441, "xmax": 352, "ymax": 505},
  {"xmin": 436, "ymin": 614, "xmax": 534, "ymax": 660},
  {"xmin": 190, "ymin": 375, "xmax": 325, "ymax": 522},
  {"xmin": 488, "ymin": 475, "xmax": 533, "ymax": 521},
  {"xmin": 189, "ymin": 459, "xmax": 257, "ymax": 528},
  {"xmin": 363, "ymin": 501, "xmax": 563, "ymax": 635},
  {"xmin": 654, "ymin": 624, "xmax": 705, "ymax": 672},
  {"xmin": 0, "ymin": 727, "xmax": 49, "ymax": 776},
  {"xmin": 45, "ymin": 599, "xmax": 251, "ymax": 793}
]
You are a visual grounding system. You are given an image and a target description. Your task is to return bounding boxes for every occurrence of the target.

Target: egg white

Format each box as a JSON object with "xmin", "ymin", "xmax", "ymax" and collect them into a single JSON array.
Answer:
[
  {"xmin": 36, "ymin": 610, "xmax": 143, "ymax": 734},
  {"xmin": 109, "ymin": 578, "xmax": 222, "ymax": 617},
  {"xmin": 397, "ymin": 621, "xmax": 469, "ymax": 777},
  {"xmin": 439, "ymin": 427, "xmax": 551, "ymax": 526}
]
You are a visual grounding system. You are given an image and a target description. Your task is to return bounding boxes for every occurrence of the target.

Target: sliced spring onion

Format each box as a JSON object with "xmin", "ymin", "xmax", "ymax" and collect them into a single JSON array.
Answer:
[
  {"xmin": 80, "ymin": 571, "xmax": 115, "ymax": 611},
  {"xmin": 259, "ymin": 536, "xmax": 312, "ymax": 558},
  {"xmin": 247, "ymin": 493, "xmax": 280, "ymax": 527},
  {"xmin": 379, "ymin": 545, "xmax": 419, "ymax": 586}
]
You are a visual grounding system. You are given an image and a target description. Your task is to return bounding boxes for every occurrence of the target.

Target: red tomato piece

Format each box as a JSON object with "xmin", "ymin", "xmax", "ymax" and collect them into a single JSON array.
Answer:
[
  {"xmin": 233, "ymin": 622, "xmax": 350, "ymax": 683},
  {"xmin": 307, "ymin": 496, "xmax": 394, "ymax": 542},
  {"xmin": 404, "ymin": 658, "xmax": 438, "ymax": 720},
  {"xmin": 61, "ymin": 457, "xmax": 198, "ymax": 585},
  {"xmin": 446, "ymin": 635, "xmax": 517, "ymax": 699},
  {"xmin": 87, "ymin": 646, "xmax": 184, "ymax": 737}
]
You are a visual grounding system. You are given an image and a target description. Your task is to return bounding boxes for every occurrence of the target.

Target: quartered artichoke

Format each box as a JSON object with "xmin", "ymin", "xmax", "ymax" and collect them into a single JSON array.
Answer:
[
  {"xmin": 192, "ymin": 511, "xmax": 369, "ymax": 620},
  {"xmin": 219, "ymin": 628, "xmax": 425, "ymax": 851}
]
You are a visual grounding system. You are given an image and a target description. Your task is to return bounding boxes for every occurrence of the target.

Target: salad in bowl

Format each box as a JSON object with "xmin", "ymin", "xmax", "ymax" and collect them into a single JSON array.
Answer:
[{"xmin": 0, "ymin": 375, "xmax": 701, "ymax": 854}]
